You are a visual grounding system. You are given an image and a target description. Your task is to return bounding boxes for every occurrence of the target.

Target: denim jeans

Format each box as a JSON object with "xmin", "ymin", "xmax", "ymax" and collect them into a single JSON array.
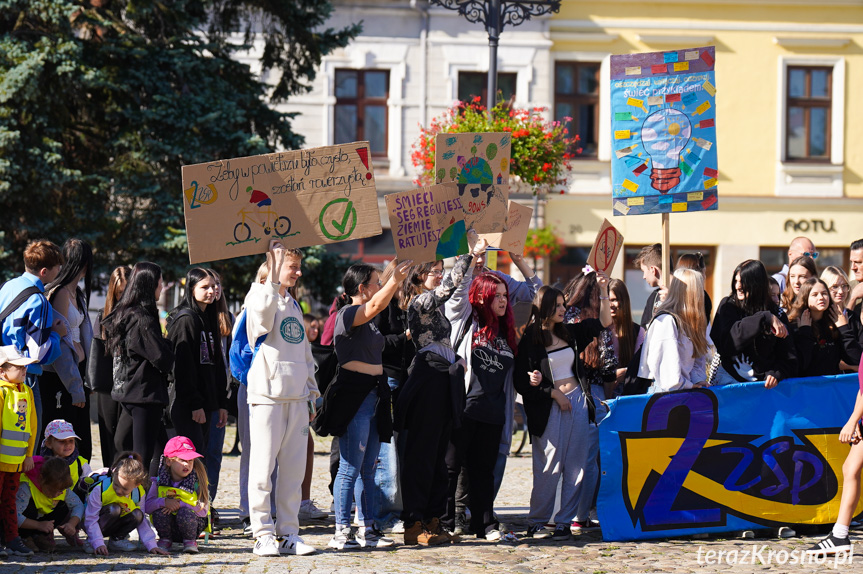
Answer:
[
  {"xmin": 206, "ymin": 411, "xmax": 225, "ymax": 501},
  {"xmin": 576, "ymin": 384, "xmax": 607, "ymax": 521},
  {"xmin": 334, "ymin": 389, "xmax": 380, "ymax": 527},
  {"xmin": 374, "ymin": 377, "xmax": 402, "ymax": 529}
]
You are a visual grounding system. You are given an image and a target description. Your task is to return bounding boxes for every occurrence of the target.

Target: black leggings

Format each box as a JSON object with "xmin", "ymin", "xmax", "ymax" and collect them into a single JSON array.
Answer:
[
  {"xmin": 39, "ymin": 369, "xmax": 92, "ymax": 461},
  {"xmin": 115, "ymin": 403, "xmax": 163, "ymax": 469},
  {"xmin": 99, "ymin": 505, "xmax": 143, "ymax": 540},
  {"xmin": 96, "ymin": 392, "xmax": 125, "ymax": 466}
]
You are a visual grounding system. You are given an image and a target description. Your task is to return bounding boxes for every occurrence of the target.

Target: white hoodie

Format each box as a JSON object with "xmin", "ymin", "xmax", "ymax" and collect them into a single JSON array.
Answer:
[{"xmin": 243, "ymin": 281, "xmax": 319, "ymax": 405}]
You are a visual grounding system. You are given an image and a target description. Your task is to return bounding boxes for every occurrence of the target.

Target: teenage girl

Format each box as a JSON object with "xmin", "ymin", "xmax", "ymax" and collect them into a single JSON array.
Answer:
[
  {"xmin": 608, "ymin": 279, "xmax": 645, "ymax": 390},
  {"xmin": 780, "ymin": 255, "xmax": 817, "ymax": 312}
]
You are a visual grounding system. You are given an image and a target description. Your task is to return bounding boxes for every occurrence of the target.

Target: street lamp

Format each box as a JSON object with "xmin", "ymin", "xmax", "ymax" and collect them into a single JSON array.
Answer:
[{"xmin": 428, "ymin": 0, "xmax": 561, "ymax": 109}]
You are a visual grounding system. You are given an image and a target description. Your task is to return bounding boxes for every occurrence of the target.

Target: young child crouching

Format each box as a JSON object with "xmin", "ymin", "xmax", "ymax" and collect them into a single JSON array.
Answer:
[
  {"xmin": 82, "ymin": 452, "xmax": 167, "ymax": 556},
  {"xmin": 40, "ymin": 419, "xmax": 90, "ymax": 533},
  {"xmin": 144, "ymin": 436, "xmax": 210, "ymax": 553},
  {"xmin": 0, "ymin": 345, "xmax": 39, "ymax": 557},
  {"xmin": 17, "ymin": 456, "xmax": 83, "ymax": 552}
]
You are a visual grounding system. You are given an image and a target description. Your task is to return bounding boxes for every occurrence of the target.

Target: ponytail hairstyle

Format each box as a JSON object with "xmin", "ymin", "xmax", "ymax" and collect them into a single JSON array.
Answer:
[
  {"xmin": 609, "ymin": 278, "xmax": 636, "ymax": 367},
  {"xmin": 101, "ymin": 266, "xmax": 132, "ymax": 338},
  {"xmin": 338, "ymin": 263, "xmax": 378, "ymax": 310},
  {"xmin": 525, "ymin": 285, "xmax": 571, "ymax": 348},
  {"xmin": 46, "ymin": 238, "xmax": 94, "ymax": 306},
  {"xmin": 398, "ymin": 261, "xmax": 439, "ymax": 310},
  {"xmin": 110, "ymin": 451, "xmax": 149, "ymax": 486},
  {"xmin": 563, "ymin": 270, "xmax": 601, "ymax": 319},
  {"xmin": 468, "ymin": 272, "xmax": 517, "ymax": 354}
]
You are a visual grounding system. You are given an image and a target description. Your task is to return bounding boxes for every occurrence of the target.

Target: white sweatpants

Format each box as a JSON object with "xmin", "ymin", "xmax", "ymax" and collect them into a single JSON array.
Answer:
[{"xmin": 248, "ymin": 400, "xmax": 309, "ymax": 538}]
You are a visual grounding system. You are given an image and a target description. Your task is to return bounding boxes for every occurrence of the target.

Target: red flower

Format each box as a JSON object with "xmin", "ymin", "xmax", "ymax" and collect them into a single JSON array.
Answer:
[
  {"xmin": 533, "ymin": 175, "xmax": 541, "ymax": 182},
  {"xmin": 472, "ymin": 96, "xmax": 482, "ymax": 104}
]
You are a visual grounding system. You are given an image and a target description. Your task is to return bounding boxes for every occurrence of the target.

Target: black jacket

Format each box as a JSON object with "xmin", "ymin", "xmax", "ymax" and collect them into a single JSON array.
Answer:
[
  {"xmin": 513, "ymin": 320, "xmax": 603, "ymax": 437},
  {"xmin": 394, "ymin": 351, "xmax": 465, "ymax": 432},
  {"xmin": 111, "ymin": 307, "xmax": 174, "ymax": 405},
  {"xmin": 378, "ymin": 299, "xmax": 415, "ymax": 385},
  {"xmin": 710, "ymin": 297, "xmax": 797, "ymax": 382},
  {"xmin": 166, "ymin": 305, "xmax": 227, "ymax": 413},
  {"xmin": 790, "ymin": 321, "xmax": 861, "ymax": 377}
]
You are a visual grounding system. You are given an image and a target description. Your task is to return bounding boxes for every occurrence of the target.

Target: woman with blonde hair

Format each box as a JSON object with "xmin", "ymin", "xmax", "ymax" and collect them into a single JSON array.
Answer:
[
  {"xmin": 822, "ymin": 266, "xmax": 852, "ymax": 319},
  {"xmin": 638, "ymin": 268, "xmax": 711, "ymax": 393}
]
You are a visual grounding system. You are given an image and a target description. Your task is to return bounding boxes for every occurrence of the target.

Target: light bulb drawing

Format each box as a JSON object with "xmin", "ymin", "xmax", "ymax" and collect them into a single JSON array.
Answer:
[{"xmin": 640, "ymin": 108, "xmax": 692, "ymax": 193}]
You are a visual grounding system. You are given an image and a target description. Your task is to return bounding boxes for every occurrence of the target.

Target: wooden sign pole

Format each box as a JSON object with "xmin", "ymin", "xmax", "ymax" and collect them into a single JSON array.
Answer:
[{"xmin": 661, "ymin": 212, "xmax": 671, "ymax": 287}]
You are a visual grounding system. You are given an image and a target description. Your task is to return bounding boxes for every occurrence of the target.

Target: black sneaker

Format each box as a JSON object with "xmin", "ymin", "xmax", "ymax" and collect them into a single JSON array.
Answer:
[
  {"xmin": 454, "ymin": 513, "xmax": 468, "ymax": 536},
  {"xmin": 807, "ymin": 534, "xmax": 851, "ymax": 555},
  {"xmin": 525, "ymin": 525, "xmax": 553, "ymax": 539},
  {"xmin": 6, "ymin": 537, "xmax": 33, "ymax": 556},
  {"xmin": 241, "ymin": 517, "xmax": 252, "ymax": 537},
  {"xmin": 551, "ymin": 524, "xmax": 571, "ymax": 541}
]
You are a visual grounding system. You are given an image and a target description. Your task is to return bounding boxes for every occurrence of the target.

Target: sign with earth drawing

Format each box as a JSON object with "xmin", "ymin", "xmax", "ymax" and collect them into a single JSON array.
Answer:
[
  {"xmin": 434, "ymin": 132, "xmax": 511, "ymax": 234},
  {"xmin": 181, "ymin": 142, "xmax": 382, "ymax": 264}
]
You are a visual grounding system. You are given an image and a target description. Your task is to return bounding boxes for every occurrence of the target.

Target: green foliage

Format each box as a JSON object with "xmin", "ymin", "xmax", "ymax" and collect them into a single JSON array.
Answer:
[
  {"xmin": 299, "ymin": 244, "xmax": 355, "ymax": 310},
  {"xmin": 524, "ymin": 226, "xmax": 564, "ymax": 260},
  {"xmin": 0, "ymin": 0, "xmax": 359, "ymax": 302}
]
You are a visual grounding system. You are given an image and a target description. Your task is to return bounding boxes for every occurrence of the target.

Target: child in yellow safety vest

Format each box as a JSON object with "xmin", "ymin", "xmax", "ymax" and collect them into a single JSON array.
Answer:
[
  {"xmin": 82, "ymin": 452, "xmax": 168, "ymax": 556},
  {"xmin": 144, "ymin": 436, "xmax": 209, "ymax": 554},
  {"xmin": 16, "ymin": 456, "xmax": 83, "ymax": 552},
  {"xmin": 40, "ymin": 418, "xmax": 90, "ymax": 540},
  {"xmin": 0, "ymin": 345, "xmax": 38, "ymax": 558}
]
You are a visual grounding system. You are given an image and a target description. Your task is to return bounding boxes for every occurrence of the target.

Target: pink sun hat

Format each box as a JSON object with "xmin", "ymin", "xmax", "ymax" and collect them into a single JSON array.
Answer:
[{"xmin": 164, "ymin": 436, "xmax": 203, "ymax": 460}]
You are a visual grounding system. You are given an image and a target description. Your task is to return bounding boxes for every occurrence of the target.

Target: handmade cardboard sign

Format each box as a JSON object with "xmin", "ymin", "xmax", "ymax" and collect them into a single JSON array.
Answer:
[
  {"xmin": 480, "ymin": 201, "xmax": 533, "ymax": 255},
  {"xmin": 610, "ymin": 46, "xmax": 718, "ymax": 216},
  {"xmin": 434, "ymin": 132, "xmax": 511, "ymax": 233},
  {"xmin": 586, "ymin": 219, "xmax": 624, "ymax": 274},
  {"xmin": 385, "ymin": 183, "xmax": 468, "ymax": 263},
  {"xmin": 181, "ymin": 142, "xmax": 382, "ymax": 264}
]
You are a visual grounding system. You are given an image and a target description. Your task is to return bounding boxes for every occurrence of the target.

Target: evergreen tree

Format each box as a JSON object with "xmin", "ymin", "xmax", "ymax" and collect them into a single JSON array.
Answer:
[{"xmin": 0, "ymin": 0, "xmax": 359, "ymax": 300}]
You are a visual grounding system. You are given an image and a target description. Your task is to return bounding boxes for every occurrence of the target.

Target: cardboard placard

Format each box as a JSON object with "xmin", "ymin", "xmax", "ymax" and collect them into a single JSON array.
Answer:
[
  {"xmin": 385, "ymin": 183, "xmax": 468, "ymax": 263},
  {"xmin": 181, "ymin": 142, "xmax": 382, "ymax": 264},
  {"xmin": 587, "ymin": 219, "xmax": 624, "ymax": 273},
  {"xmin": 610, "ymin": 46, "xmax": 718, "ymax": 216},
  {"xmin": 434, "ymin": 132, "xmax": 511, "ymax": 233},
  {"xmin": 480, "ymin": 201, "xmax": 533, "ymax": 255}
]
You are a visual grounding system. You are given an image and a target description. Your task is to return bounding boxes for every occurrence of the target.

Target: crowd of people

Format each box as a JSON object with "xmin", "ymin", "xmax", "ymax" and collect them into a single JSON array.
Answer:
[{"xmin": 0, "ymin": 232, "xmax": 860, "ymax": 559}]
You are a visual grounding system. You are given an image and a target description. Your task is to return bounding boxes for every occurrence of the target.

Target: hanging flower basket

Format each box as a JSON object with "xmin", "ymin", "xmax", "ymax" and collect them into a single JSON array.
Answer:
[
  {"xmin": 524, "ymin": 226, "xmax": 564, "ymax": 260},
  {"xmin": 411, "ymin": 97, "xmax": 581, "ymax": 191}
]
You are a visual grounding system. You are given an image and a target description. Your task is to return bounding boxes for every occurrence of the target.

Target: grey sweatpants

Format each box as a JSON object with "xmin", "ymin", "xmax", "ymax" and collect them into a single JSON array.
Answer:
[{"xmin": 528, "ymin": 385, "xmax": 591, "ymax": 527}]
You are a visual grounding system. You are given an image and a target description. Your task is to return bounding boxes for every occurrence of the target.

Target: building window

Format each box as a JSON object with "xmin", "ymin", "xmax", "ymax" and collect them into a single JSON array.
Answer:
[
  {"xmin": 554, "ymin": 62, "xmax": 600, "ymax": 157},
  {"xmin": 786, "ymin": 66, "xmax": 832, "ymax": 161},
  {"xmin": 334, "ymin": 69, "xmax": 389, "ymax": 156},
  {"xmin": 457, "ymin": 71, "xmax": 517, "ymax": 105},
  {"xmin": 760, "ymin": 246, "xmax": 847, "ymax": 278}
]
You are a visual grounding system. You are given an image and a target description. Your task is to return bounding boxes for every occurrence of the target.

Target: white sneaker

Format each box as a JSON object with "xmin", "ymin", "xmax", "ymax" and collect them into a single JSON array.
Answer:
[
  {"xmin": 777, "ymin": 526, "xmax": 796, "ymax": 538},
  {"xmin": 357, "ymin": 527, "xmax": 395, "ymax": 548},
  {"xmin": 278, "ymin": 533, "xmax": 316, "ymax": 556},
  {"xmin": 386, "ymin": 521, "xmax": 405, "ymax": 534},
  {"xmin": 83, "ymin": 541, "xmax": 95, "ymax": 554},
  {"xmin": 298, "ymin": 499, "xmax": 328, "ymax": 520},
  {"xmin": 253, "ymin": 535, "xmax": 280, "ymax": 556},
  {"xmin": 327, "ymin": 526, "xmax": 360, "ymax": 550},
  {"xmin": 108, "ymin": 538, "xmax": 138, "ymax": 552}
]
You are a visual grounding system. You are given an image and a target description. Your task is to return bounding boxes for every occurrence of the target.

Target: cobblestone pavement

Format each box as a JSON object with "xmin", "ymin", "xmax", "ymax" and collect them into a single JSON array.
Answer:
[{"xmin": 3, "ymin": 425, "xmax": 861, "ymax": 573}]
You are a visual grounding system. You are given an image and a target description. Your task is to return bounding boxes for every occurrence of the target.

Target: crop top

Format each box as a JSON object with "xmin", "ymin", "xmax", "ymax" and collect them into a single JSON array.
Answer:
[
  {"xmin": 66, "ymin": 300, "xmax": 84, "ymax": 344},
  {"xmin": 548, "ymin": 346, "xmax": 575, "ymax": 382},
  {"xmin": 334, "ymin": 305, "xmax": 385, "ymax": 366}
]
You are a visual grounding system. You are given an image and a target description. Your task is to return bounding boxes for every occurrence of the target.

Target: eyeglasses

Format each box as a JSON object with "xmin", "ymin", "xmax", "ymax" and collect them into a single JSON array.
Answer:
[
  {"xmin": 428, "ymin": 269, "xmax": 444, "ymax": 277},
  {"xmin": 830, "ymin": 284, "xmax": 850, "ymax": 293},
  {"xmin": 803, "ymin": 251, "xmax": 819, "ymax": 260}
]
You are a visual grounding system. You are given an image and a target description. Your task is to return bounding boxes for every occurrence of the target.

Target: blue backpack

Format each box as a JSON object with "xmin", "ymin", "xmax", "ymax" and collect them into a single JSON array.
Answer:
[{"xmin": 229, "ymin": 309, "xmax": 266, "ymax": 386}]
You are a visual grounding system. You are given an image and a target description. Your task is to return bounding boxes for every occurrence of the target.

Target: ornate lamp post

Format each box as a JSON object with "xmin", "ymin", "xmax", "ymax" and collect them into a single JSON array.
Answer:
[{"xmin": 428, "ymin": 0, "xmax": 561, "ymax": 109}]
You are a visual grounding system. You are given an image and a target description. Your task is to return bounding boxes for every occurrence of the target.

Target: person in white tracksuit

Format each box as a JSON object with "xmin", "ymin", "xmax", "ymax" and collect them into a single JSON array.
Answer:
[{"xmin": 245, "ymin": 241, "xmax": 320, "ymax": 557}]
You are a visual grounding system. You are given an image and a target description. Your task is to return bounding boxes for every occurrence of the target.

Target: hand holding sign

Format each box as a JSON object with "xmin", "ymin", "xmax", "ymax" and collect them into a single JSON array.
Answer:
[{"xmin": 587, "ymin": 219, "xmax": 625, "ymax": 274}]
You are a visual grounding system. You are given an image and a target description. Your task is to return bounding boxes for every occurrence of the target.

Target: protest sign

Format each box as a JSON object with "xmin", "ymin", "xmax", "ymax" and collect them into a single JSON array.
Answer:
[
  {"xmin": 181, "ymin": 142, "xmax": 382, "ymax": 264},
  {"xmin": 385, "ymin": 183, "xmax": 468, "ymax": 263},
  {"xmin": 434, "ymin": 132, "xmax": 511, "ymax": 233},
  {"xmin": 586, "ymin": 219, "xmax": 624, "ymax": 273},
  {"xmin": 598, "ymin": 375, "xmax": 861, "ymax": 541},
  {"xmin": 610, "ymin": 46, "xmax": 718, "ymax": 216},
  {"xmin": 480, "ymin": 201, "xmax": 533, "ymax": 255}
]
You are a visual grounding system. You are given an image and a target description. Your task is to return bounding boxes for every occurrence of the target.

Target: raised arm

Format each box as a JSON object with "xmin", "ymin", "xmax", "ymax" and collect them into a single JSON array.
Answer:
[
  {"xmin": 350, "ymin": 259, "xmax": 412, "ymax": 327},
  {"xmin": 420, "ymin": 232, "xmax": 487, "ymax": 315}
]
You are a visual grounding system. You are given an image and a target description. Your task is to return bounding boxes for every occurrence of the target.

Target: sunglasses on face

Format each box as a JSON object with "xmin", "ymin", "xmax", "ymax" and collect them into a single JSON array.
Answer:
[{"xmin": 803, "ymin": 251, "xmax": 819, "ymax": 260}]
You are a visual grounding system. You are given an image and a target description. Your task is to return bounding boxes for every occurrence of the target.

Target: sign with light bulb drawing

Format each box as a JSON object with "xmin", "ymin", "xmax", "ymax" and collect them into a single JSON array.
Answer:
[{"xmin": 610, "ymin": 46, "xmax": 718, "ymax": 216}]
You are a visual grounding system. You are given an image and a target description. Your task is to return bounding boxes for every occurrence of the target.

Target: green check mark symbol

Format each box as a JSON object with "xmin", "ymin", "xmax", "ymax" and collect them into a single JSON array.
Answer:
[{"xmin": 331, "ymin": 200, "xmax": 353, "ymax": 234}]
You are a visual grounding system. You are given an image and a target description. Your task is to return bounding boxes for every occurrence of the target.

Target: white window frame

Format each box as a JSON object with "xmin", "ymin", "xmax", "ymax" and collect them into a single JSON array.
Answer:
[{"xmin": 775, "ymin": 55, "xmax": 845, "ymax": 197}]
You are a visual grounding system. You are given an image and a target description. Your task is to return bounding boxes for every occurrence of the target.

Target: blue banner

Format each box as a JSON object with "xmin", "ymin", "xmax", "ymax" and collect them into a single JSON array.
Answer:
[
  {"xmin": 610, "ymin": 46, "xmax": 718, "ymax": 216},
  {"xmin": 598, "ymin": 375, "xmax": 862, "ymax": 541}
]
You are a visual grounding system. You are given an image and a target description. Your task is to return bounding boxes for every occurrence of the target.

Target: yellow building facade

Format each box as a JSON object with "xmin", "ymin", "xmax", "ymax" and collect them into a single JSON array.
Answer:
[{"xmin": 546, "ymin": 0, "xmax": 863, "ymax": 317}]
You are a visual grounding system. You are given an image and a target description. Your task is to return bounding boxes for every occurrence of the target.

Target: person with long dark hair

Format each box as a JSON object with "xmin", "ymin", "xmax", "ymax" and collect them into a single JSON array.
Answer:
[
  {"xmin": 103, "ymin": 262, "xmax": 174, "ymax": 470},
  {"xmin": 89, "ymin": 266, "xmax": 131, "ymax": 468},
  {"xmin": 315, "ymin": 258, "xmax": 411, "ymax": 550},
  {"xmin": 516, "ymin": 285, "xmax": 612, "ymax": 540},
  {"xmin": 394, "ymin": 233, "xmax": 486, "ymax": 546},
  {"xmin": 42, "ymin": 238, "xmax": 94, "ymax": 459},
  {"xmin": 608, "ymin": 278, "xmax": 644, "ymax": 390},
  {"xmin": 561, "ymin": 268, "xmax": 615, "ymax": 532},
  {"xmin": 710, "ymin": 259, "xmax": 797, "ymax": 388},
  {"xmin": 166, "ymin": 268, "xmax": 227, "ymax": 457},
  {"xmin": 787, "ymin": 277, "xmax": 861, "ymax": 377}
]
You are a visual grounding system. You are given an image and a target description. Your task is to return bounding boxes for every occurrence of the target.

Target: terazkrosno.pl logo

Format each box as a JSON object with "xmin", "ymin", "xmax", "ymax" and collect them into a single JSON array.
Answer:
[{"xmin": 697, "ymin": 544, "xmax": 853, "ymax": 569}]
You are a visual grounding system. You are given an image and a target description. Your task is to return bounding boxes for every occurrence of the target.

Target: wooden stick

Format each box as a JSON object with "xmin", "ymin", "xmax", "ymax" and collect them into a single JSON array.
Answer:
[{"xmin": 661, "ymin": 212, "xmax": 671, "ymax": 287}]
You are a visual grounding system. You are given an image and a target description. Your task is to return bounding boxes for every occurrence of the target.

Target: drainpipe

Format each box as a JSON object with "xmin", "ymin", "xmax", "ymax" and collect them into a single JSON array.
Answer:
[{"xmin": 410, "ymin": 0, "xmax": 429, "ymax": 126}]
